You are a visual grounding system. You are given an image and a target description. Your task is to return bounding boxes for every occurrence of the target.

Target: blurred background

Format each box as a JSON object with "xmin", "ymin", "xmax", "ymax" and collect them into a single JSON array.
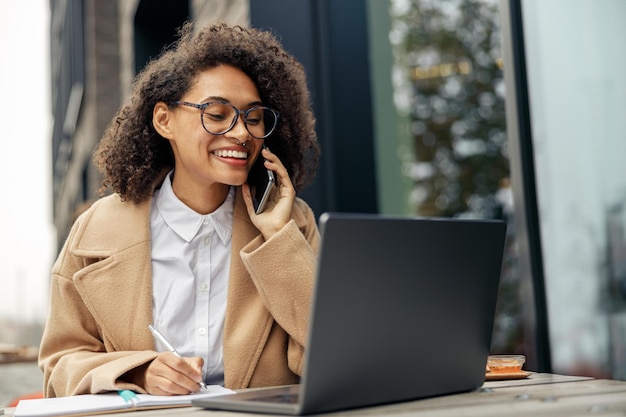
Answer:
[
  {"xmin": 0, "ymin": 1, "xmax": 54, "ymax": 351},
  {"xmin": 0, "ymin": 0, "xmax": 53, "ymax": 405},
  {"xmin": 1, "ymin": 0, "xmax": 625, "ymax": 406}
]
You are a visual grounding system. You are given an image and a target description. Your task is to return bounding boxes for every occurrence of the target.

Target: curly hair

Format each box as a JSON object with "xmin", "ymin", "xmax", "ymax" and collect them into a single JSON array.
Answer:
[{"xmin": 94, "ymin": 22, "xmax": 320, "ymax": 204}]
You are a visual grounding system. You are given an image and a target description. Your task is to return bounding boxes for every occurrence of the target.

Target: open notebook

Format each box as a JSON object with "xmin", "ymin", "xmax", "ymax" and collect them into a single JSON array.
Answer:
[
  {"xmin": 193, "ymin": 212, "xmax": 507, "ymax": 415},
  {"xmin": 13, "ymin": 386, "xmax": 232, "ymax": 417}
]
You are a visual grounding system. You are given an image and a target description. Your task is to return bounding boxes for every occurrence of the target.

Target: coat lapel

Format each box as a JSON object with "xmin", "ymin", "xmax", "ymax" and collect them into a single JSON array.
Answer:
[
  {"xmin": 73, "ymin": 246, "xmax": 155, "ymax": 352},
  {"xmin": 223, "ymin": 189, "xmax": 273, "ymax": 388},
  {"xmin": 71, "ymin": 195, "xmax": 155, "ymax": 352}
]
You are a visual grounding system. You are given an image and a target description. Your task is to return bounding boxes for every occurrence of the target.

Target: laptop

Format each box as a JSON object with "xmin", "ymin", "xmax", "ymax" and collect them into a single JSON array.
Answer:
[{"xmin": 193, "ymin": 212, "xmax": 506, "ymax": 415}]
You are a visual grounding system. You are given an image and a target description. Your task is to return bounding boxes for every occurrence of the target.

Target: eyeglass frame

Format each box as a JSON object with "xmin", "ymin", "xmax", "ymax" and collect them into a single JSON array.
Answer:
[{"xmin": 169, "ymin": 100, "xmax": 280, "ymax": 139}]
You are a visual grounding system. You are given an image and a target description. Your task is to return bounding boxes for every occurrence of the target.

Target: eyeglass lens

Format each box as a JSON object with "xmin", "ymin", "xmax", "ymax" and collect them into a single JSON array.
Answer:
[{"xmin": 201, "ymin": 102, "xmax": 277, "ymax": 139}]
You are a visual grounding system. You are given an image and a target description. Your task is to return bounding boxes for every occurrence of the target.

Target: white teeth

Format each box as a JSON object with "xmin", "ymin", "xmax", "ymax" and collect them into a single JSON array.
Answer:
[{"xmin": 213, "ymin": 150, "xmax": 248, "ymax": 159}]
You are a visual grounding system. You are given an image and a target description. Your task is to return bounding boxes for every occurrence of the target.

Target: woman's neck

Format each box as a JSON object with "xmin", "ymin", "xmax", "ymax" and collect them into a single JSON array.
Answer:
[{"xmin": 170, "ymin": 171, "xmax": 231, "ymax": 215}]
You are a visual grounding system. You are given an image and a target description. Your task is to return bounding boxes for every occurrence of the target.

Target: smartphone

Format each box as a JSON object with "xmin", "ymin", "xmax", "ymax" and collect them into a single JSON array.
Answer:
[{"xmin": 248, "ymin": 147, "xmax": 276, "ymax": 214}]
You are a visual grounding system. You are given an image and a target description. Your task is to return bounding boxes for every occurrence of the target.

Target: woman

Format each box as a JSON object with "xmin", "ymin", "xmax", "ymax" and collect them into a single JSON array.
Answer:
[{"xmin": 38, "ymin": 22, "xmax": 321, "ymax": 397}]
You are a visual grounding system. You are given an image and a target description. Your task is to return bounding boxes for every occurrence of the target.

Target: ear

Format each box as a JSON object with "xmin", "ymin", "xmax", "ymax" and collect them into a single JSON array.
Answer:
[{"xmin": 153, "ymin": 101, "xmax": 175, "ymax": 140}]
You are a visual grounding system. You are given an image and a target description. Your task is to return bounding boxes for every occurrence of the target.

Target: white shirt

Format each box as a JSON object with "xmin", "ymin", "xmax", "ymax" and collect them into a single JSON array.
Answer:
[{"xmin": 149, "ymin": 171, "xmax": 234, "ymax": 385}]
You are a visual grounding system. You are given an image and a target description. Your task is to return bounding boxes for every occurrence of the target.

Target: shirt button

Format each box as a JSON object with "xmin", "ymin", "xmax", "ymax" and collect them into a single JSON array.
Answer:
[
  {"xmin": 198, "ymin": 327, "xmax": 207, "ymax": 336},
  {"xmin": 199, "ymin": 283, "xmax": 208, "ymax": 292},
  {"xmin": 204, "ymin": 237, "xmax": 210, "ymax": 245},
  {"xmin": 203, "ymin": 218, "xmax": 209, "ymax": 225}
]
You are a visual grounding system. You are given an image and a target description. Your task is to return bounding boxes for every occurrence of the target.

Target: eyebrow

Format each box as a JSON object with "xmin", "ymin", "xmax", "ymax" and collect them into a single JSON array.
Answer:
[{"xmin": 201, "ymin": 95, "xmax": 263, "ymax": 107}]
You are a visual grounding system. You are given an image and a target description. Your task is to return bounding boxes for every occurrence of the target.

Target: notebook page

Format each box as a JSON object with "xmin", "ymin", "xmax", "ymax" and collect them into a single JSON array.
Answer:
[
  {"xmin": 14, "ymin": 386, "xmax": 234, "ymax": 417},
  {"xmin": 133, "ymin": 385, "xmax": 234, "ymax": 407},
  {"xmin": 14, "ymin": 393, "xmax": 129, "ymax": 417}
]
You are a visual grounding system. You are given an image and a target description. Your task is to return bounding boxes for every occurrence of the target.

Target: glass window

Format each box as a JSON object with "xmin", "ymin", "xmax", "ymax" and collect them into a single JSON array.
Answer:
[
  {"xmin": 521, "ymin": 0, "xmax": 626, "ymax": 379},
  {"xmin": 389, "ymin": 0, "xmax": 524, "ymax": 357}
]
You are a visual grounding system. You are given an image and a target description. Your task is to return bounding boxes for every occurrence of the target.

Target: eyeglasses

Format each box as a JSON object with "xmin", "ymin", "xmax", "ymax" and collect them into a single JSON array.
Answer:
[{"xmin": 170, "ymin": 100, "xmax": 280, "ymax": 139}]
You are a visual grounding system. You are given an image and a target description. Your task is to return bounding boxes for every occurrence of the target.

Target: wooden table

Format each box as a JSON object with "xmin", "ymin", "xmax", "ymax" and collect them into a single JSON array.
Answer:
[{"xmin": 4, "ymin": 373, "xmax": 626, "ymax": 416}]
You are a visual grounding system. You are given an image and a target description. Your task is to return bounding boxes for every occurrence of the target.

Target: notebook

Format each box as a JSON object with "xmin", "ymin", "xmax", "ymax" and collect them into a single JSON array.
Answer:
[
  {"xmin": 13, "ymin": 386, "xmax": 233, "ymax": 417},
  {"xmin": 193, "ymin": 212, "xmax": 507, "ymax": 415}
]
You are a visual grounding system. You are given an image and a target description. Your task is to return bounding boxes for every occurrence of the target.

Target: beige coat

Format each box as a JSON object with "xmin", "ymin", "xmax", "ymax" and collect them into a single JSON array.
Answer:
[{"xmin": 39, "ymin": 187, "xmax": 320, "ymax": 397}]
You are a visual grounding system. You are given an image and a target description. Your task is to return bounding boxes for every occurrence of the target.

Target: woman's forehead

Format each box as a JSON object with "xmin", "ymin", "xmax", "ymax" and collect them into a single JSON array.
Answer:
[{"xmin": 186, "ymin": 65, "xmax": 261, "ymax": 104}]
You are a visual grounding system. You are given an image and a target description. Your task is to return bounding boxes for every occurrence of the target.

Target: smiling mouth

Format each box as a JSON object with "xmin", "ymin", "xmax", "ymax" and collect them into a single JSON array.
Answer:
[{"xmin": 213, "ymin": 149, "xmax": 248, "ymax": 160}]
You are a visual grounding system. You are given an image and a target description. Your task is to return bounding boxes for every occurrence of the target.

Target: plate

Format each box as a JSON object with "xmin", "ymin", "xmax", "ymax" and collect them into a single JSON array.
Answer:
[{"xmin": 485, "ymin": 370, "xmax": 531, "ymax": 381}]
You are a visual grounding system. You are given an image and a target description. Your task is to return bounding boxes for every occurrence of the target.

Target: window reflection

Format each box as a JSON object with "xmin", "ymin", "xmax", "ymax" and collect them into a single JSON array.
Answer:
[{"xmin": 389, "ymin": 0, "xmax": 524, "ymax": 356}]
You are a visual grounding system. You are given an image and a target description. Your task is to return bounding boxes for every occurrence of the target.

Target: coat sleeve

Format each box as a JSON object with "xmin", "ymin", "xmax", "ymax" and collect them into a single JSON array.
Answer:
[{"xmin": 239, "ymin": 198, "xmax": 320, "ymax": 375}]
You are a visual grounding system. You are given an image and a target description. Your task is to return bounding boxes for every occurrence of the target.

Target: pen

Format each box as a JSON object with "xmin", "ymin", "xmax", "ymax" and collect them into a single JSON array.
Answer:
[{"xmin": 148, "ymin": 324, "xmax": 209, "ymax": 391}]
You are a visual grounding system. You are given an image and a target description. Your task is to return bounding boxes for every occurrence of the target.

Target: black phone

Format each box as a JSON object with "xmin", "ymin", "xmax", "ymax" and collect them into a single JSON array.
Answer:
[{"xmin": 248, "ymin": 146, "xmax": 276, "ymax": 214}]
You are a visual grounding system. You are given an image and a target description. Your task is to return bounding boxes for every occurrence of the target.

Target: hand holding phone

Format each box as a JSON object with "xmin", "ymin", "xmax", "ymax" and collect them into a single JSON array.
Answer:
[{"xmin": 248, "ymin": 146, "xmax": 277, "ymax": 214}]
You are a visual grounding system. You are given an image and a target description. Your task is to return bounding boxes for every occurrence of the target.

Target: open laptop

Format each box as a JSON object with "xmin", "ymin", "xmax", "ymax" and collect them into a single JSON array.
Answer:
[{"xmin": 193, "ymin": 212, "xmax": 507, "ymax": 415}]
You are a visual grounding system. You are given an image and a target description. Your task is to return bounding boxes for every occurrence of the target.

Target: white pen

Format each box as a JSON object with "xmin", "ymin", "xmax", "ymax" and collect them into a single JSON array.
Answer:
[{"xmin": 148, "ymin": 324, "xmax": 209, "ymax": 391}]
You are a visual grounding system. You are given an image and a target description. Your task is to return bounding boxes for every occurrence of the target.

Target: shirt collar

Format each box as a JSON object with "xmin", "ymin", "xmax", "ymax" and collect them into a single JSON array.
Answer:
[{"xmin": 154, "ymin": 170, "xmax": 234, "ymax": 245}]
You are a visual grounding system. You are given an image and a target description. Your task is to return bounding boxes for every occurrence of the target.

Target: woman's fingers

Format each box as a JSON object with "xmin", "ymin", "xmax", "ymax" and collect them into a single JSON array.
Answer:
[
  {"xmin": 244, "ymin": 147, "xmax": 296, "ymax": 238},
  {"xmin": 261, "ymin": 147, "xmax": 295, "ymax": 198},
  {"xmin": 143, "ymin": 352, "xmax": 204, "ymax": 395}
]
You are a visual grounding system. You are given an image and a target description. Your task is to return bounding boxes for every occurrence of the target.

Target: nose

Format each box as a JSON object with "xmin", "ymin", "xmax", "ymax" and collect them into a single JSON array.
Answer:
[{"xmin": 227, "ymin": 113, "xmax": 251, "ymax": 143}]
